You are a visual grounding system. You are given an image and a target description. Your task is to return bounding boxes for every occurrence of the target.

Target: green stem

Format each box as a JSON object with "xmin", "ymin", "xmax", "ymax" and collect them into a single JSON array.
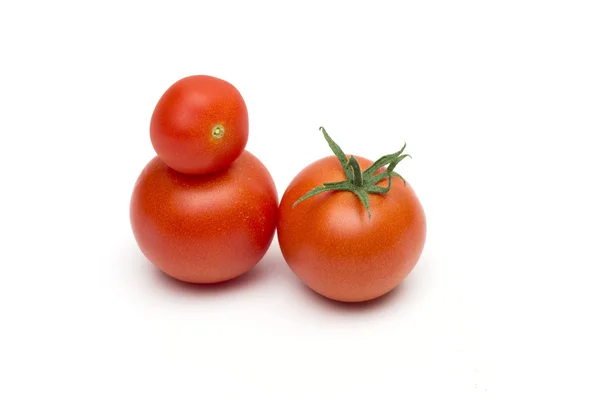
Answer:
[
  {"xmin": 292, "ymin": 127, "xmax": 412, "ymax": 219},
  {"xmin": 348, "ymin": 156, "xmax": 363, "ymax": 187}
]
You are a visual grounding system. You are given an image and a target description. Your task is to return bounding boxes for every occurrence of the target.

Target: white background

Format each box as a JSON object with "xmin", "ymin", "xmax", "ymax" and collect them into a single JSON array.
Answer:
[{"xmin": 1, "ymin": 1, "xmax": 599, "ymax": 399}]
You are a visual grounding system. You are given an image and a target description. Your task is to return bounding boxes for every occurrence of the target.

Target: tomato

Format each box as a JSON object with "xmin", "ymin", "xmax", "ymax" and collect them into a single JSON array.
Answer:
[
  {"xmin": 150, "ymin": 75, "xmax": 248, "ymax": 175},
  {"xmin": 130, "ymin": 151, "xmax": 277, "ymax": 283},
  {"xmin": 277, "ymin": 128, "xmax": 426, "ymax": 302}
]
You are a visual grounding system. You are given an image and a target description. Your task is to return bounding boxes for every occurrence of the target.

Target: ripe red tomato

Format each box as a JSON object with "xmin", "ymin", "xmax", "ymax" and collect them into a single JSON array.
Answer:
[
  {"xmin": 150, "ymin": 75, "xmax": 248, "ymax": 175},
  {"xmin": 277, "ymin": 128, "xmax": 426, "ymax": 302},
  {"xmin": 130, "ymin": 151, "xmax": 277, "ymax": 283}
]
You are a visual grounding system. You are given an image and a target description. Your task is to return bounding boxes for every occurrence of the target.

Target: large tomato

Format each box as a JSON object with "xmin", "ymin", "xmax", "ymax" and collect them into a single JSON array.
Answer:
[
  {"xmin": 150, "ymin": 75, "xmax": 248, "ymax": 175},
  {"xmin": 130, "ymin": 151, "xmax": 277, "ymax": 283},
  {"xmin": 277, "ymin": 128, "xmax": 426, "ymax": 302}
]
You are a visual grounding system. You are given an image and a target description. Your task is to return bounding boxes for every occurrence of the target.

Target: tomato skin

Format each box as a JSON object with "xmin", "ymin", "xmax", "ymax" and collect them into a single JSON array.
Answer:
[
  {"xmin": 277, "ymin": 155, "xmax": 426, "ymax": 302},
  {"xmin": 130, "ymin": 151, "xmax": 277, "ymax": 283},
  {"xmin": 150, "ymin": 75, "xmax": 249, "ymax": 175}
]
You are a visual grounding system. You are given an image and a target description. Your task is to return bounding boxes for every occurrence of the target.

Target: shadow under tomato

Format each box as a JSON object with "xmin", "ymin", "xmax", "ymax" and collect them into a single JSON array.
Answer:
[
  {"xmin": 298, "ymin": 280, "xmax": 411, "ymax": 314},
  {"xmin": 145, "ymin": 251, "xmax": 281, "ymax": 296}
]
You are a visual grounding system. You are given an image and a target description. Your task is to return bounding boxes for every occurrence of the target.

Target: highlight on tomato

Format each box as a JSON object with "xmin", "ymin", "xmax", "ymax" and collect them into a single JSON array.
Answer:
[{"xmin": 277, "ymin": 127, "xmax": 426, "ymax": 302}]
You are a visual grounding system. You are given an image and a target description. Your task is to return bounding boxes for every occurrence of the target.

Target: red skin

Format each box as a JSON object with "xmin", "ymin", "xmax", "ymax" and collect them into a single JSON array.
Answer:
[
  {"xmin": 277, "ymin": 156, "xmax": 426, "ymax": 302},
  {"xmin": 130, "ymin": 151, "xmax": 277, "ymax": 283},
  {"xmin": 150, "ymin": 75, "xmax": 248, "ymax": 175}
]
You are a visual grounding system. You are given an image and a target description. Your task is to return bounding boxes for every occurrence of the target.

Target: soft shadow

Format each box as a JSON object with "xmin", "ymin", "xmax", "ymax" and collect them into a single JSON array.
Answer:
[
  {"xmin": 139, "ymin": 251, "xmax": 281, "ymax": 297},
  {"xmin": 299, "ymin": 281, "xmax": 410, "ymax": 314}
]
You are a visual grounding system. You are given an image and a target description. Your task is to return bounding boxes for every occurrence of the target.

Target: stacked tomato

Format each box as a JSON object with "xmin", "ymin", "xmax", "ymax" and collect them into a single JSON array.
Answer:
[
  {"xmin": 130, "ymin": 76, "xmax": 278, "ymax": 283},
  {"xmin": 131, "ymin": 75, "xmax": 426, "ymax": 303}
]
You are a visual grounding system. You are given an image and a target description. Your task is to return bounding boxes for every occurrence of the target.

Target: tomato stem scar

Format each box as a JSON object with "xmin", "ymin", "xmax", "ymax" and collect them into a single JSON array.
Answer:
[
  {"xmin": 292, "ymin": 126, "xmax": 411, "ymax": 219},
  {"xmin": 212, "ymin": 124, "xmax": 225, "ymax": 139}
]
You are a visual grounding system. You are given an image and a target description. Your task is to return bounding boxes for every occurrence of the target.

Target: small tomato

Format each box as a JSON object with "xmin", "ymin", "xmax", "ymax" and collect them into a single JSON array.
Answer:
[{"xmin": 150, "ymin": 75, "xmax": 248, "ymax": 175}]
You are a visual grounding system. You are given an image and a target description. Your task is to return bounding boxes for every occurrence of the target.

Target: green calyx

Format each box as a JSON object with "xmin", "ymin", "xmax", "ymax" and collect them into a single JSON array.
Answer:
[{"xmin": 292, "ymin": 127, "xmax": 411, "ymax": 219}]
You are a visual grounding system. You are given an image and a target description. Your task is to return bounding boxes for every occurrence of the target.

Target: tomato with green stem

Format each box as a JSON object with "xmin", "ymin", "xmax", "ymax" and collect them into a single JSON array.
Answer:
[{"xmin": 277, "ymin": 127, "xmax": 426, "ymax": 302}]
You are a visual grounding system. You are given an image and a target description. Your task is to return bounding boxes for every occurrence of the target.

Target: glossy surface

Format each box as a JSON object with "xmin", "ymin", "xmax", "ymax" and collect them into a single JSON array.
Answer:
[
  {"xmin": 130, "ymin": 151, "xmax": 278, "ymax": 283},
  {"xmin": 278, "ymin": 155, "xmax": 426, "ymax": 302},
  {"xmin": 150, "ymin": 75, "xmax": 249, "ymax": 175}
]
